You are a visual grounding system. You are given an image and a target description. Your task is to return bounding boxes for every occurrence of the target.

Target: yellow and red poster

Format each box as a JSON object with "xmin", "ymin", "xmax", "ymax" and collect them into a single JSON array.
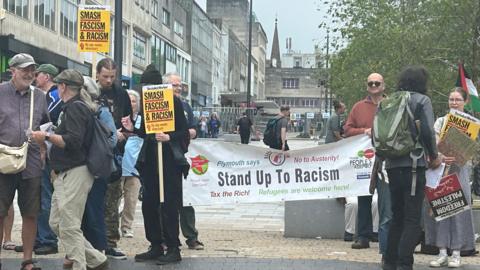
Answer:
[
  {"xmin": 78, "ymin": 5, "xmax": 110, "ymax": 53},
  {"xmin": 440, "ymin": 110, "xmax": 480, "ymax": 140},
  {"xmin": 142, "ymin": 85, "xmax": 175, "ymax": 134}
]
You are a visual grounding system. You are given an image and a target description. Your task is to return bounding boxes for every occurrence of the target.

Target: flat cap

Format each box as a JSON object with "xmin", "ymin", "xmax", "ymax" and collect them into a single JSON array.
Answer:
[
  {"xmin": 9, "ymin": 53, "xmax": 36, "ymax": 68},
  {"xmin": 54, "ymin": 69, "xmax": 84, "ymax": 87},
  {"xmin": 36, "ymin": 64, "xmax": 59, "ymax": 76}
]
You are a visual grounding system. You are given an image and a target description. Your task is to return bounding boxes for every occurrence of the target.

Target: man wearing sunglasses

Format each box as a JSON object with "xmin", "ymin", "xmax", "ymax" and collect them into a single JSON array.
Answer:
[{"xmin": 344, "ymin": 73, "xmax": 391, "ymax": 259}]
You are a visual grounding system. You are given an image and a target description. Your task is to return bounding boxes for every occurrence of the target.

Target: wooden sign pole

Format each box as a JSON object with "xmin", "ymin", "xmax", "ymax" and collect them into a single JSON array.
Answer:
[{"xmin": 158, "ymin": 142, "xmax": 164, "ymax": 203}]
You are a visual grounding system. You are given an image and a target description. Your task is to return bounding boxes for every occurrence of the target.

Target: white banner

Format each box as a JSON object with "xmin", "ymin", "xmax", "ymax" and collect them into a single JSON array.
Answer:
[{"xmin": 183, "ymin": 135, "xmax": 374, "ymax": 206}]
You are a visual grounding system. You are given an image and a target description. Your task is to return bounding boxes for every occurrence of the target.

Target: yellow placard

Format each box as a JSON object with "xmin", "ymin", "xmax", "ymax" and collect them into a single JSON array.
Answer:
[
  {"xmin": 78, "ymin": 5, "xmax": 111, "ymax": 53},
  {"xmin": 142, "ymin": 85, "xmax": 175, "ymax": 134},
  {"xmin": 440, "ymin": 113, "xmax": 480, "ymax": 140}
]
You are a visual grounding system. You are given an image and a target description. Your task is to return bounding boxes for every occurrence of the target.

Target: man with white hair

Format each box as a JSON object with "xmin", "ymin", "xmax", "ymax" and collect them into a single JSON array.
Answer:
[{"xmin": 0, "ymin": 53, "xmax": 49, "ymax": 270}]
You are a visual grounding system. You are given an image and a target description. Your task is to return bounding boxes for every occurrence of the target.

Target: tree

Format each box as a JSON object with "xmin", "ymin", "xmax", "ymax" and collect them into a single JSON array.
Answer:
[{"xmin": 322, "ymin": 0, "xmax": 480, "ymax": 115}]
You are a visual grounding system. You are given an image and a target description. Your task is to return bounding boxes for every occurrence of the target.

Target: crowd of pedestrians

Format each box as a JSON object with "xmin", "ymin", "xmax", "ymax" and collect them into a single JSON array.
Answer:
[{"xmin": 0, "ymin": 52, "xmax": 477, "ymax": 270}]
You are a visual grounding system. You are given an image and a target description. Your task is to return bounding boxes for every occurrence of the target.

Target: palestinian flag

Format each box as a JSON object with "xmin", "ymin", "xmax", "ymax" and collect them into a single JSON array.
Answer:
[{"xmin": 456, "ymin": 63, "xmax": 480, "ymax": 112}]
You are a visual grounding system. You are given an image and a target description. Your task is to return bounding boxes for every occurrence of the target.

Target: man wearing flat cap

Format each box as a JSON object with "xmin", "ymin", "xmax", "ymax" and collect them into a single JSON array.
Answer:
[
  {"xmin": 32, "ymin": 63, "xmax": 60, "ymax": 256},
  {"xmin": 31, "ymin": 69, "xmax": 108, "ymax": 270},
  {"xmin": 0, "ymin": 53, "xmax": 49, "ymax": 269}
]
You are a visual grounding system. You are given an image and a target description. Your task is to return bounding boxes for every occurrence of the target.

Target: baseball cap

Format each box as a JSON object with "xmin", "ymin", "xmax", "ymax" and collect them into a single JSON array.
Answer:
[
  {"xmin": 36, "ymin": 64, "xmax": 59, "ymax": 76},
  {"xmin": 54, "ymin": 69, "xmax": 84, "ymax": 87},
  {"xmin": 9, "ymin": 53, "xmax": 36, "ymax": 68}
]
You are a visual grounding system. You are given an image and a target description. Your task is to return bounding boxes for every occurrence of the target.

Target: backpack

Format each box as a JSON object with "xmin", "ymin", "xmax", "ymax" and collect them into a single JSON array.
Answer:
[
  {"xmin": 373, "ymin": 91, "xmax": 416, "ymax": 158},
  {"xmin": 263, "ymin": 117, "xmax": 282, "ymax": 146},
  {"xmin": 373, "ymin": 91, "xmax": 424, "ymax": 196},
  {"xmin": 76, "ymin": 102, "xmax": 115, "ymax": 179}
]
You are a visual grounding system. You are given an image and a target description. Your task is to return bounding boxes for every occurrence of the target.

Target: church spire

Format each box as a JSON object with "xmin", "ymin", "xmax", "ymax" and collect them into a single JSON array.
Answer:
[{"xmin": 270, "ymin": 17, "xmax": 281, "ymax": 68}]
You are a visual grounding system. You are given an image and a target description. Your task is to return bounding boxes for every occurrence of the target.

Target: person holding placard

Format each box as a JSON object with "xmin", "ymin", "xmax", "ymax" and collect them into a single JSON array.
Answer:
[
  {"xmin": 425, "ymin": 87, "xmax": 476, "ymax": 268},
  {"xmin": 126, "ymin": 67, "xmax": 189, "ymax": 265}
]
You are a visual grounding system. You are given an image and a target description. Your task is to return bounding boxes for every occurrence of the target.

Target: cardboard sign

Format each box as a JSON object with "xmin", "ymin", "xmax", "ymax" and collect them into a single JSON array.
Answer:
[
  {"xmin": 142, "ymin": 85, "xmax": 175, "ymax": 134},
  {"xmin": 425, "ymin": 173, "xmax": 470, "ymax": 221},
  {"xmin": 78, "ymin": 5, "xmax": 111, "ymax": 52},
  {"xmin": 440, "ymin": 112, "xmax": 480, "ymax": 140},
  {"xmin": 438, "ymin": 127, "xmax": 480, "ymax": 166}
]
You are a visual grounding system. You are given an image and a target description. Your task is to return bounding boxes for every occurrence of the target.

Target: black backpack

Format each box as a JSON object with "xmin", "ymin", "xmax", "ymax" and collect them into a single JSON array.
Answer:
[
  {"xmin": 263, "ymin": 117, "xmax": 282, "ymax": 146},
  {"xmin": 76, "ymin": 102, "xmax": 115, "ymax": 179}
]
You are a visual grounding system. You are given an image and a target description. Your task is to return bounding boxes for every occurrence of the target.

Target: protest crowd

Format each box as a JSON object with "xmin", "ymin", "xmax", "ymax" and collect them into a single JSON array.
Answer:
[{"xmin": 0, "ymin": 52, "xmax": 478, "ymax": 270}]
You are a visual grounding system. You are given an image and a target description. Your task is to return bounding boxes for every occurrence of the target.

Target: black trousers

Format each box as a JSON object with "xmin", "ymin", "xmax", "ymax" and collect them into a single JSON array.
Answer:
[
  {"xmin": 356, "ymin": 195, "xmax": 373, "ymax": 242},
  {"xmin": 385, "ymin": 167, "xmax": 425, "ymax": 269},
  {"xmin": 141, "ymin": 150, "xmax": 183, "ymax": 248},
  {"xmin": 240, "ymin": 132, "xmax": 250, "ymax": 144}
]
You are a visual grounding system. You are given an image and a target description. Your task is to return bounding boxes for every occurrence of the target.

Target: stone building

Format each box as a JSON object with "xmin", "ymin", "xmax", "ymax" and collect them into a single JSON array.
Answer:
[{"xmin": 264, "ymin": 19, "xmax": 326, "ymax": 116}]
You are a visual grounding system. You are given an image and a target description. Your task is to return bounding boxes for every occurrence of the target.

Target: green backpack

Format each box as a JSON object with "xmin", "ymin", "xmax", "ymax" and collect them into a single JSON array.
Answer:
[
  {"xmin": 373, "ymin": 91, "xmax": 416, "ymax": 158},
  {"xmin": 373, "ymin": 91, "xmax": 424, "ymax": 196}
]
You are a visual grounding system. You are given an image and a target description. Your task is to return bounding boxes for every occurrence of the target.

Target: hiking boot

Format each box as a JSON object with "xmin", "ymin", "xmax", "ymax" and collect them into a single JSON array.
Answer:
[
  {"xmin": 186, "ymin": 240, "xmax": 204, "ymax": 250},
  {"xmin": 105, "ymin": 247, "xmax": 127, "ymax": 260},
  {"xmin": 351, "ymin": 239, "xmax": 370, "ymax": 249},
  {"xmin": 156, "ymin": 247, "xmax": 181, "ymax": 265},
  {"xmin": 34, "ymin": 245, "xmax": 58, "ymax": 255},
  {"xmin": 134, "ymin": 246, "xmax": 164, "ymax": 262}
]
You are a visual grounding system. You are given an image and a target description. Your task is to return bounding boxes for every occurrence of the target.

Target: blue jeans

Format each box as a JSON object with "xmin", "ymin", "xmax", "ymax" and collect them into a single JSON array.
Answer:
[
  {"xmin": 356, "ymin": 195, "xmax": 373, "ymax": 242},
  {"xmin": 81, "ymin": 178, "xmax": 108, "ymax": 251},
  {"xmin": 35, "ymin": 165, "xmax": 58, "ymax": 248},
  {"xmin": 377, "ymin": 176, "xmax": 392, "ymax": 256}
]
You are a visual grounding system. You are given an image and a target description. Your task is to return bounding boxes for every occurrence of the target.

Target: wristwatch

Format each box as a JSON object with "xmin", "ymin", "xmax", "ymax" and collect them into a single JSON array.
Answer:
[{"xmin": 45, "ymin": 132, "xmax": 51, "ymax": 141}]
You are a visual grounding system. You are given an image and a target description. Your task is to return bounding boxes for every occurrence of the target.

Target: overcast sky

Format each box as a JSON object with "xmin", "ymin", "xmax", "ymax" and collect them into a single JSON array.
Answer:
[{"xmin": 195, "ymin": 0, "xmax": 331, "ymax": 56}]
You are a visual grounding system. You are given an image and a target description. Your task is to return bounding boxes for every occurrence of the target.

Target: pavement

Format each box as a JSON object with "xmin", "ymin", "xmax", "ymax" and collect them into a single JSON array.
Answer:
[{"xmin": 3, "ymin": 135, "xmax": 480, "ymax": 269}]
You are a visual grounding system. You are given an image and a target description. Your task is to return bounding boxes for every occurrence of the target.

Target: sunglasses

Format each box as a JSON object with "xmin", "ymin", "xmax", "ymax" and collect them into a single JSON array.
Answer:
[{"xmin": 367, "ymin": 81, "xmax": 382, "ymax": 87}]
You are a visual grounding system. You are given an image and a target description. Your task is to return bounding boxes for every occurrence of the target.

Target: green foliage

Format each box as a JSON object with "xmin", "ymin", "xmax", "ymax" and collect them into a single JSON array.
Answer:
[{"xmin": 323, "ymin": 0, "xmax": 480, "ymax": 115}]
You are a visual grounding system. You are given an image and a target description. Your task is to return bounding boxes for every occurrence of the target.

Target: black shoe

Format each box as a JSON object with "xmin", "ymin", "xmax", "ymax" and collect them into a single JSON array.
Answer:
[
  {"xmin": 135, "ymin": 246, "xmax": 164, "ymax": 262},
  {"xmin": 351, "ymin": 239, "xmax": 370, "ymax": 249},
  {"xmin": 156, "ymin": 247, "xmax": 181, "ymax": 265},
  {"xmin": 343, "ymin": 231, "xmax": 354, "ymax": 242},
  {"xmin": 34, "ymin": 245, "xmax": 58, "ymax": 255},
  {"xmin": 14, "ymin": 245, "xmax": 23, "ymax": 252},
  {"xmin": 370, "ymin": 232, "xmax": 379, "ymax": 242},
  {"xmin": 105, "ymin": 247, "xmax": 127, "ymax": 260},
  {"xmin": 186, "ymin": 240, "xmax": 204, "ymax": 250}
]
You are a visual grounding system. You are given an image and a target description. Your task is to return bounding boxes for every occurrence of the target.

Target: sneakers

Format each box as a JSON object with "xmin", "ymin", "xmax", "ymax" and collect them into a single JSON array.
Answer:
[
  {"xmin": 186, "ymin": 240, "xmax": 204, "ymax": 250},
  {"xmin": 351, "ymin": 239, "xmax": 370, "ymax": 249},
  {"xmin": 157, "ymin": 247, "xmax": 181, "ymax": 265},
  {"xmin": 448, "ymin": 256, "xmax": 461, "ymax": 268},
  {"xmin": 429, "ymin": 255, "xmax": 448, "ymax": 267},
  {"xmin": 134, "ymin": 246, "xmax": 164, "ymax": 262},
  {"xmin": 105, "ymin": 247, "xmax": 127, "ymax": 260},
  {"xmin": 343, "ymin": 231, "xmax": 354, "ymax": 242},
  {"xmin": 122, "ymin": 230, "xmax": 134, "ymax": 238}
]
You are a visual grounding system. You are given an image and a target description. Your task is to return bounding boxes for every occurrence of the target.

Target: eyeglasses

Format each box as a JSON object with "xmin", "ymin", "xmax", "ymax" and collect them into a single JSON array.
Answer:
[
  {"xmin": 367, "ymin": 81, "xmax": 382, "ymax": 87},
  {"xmin": 448, "ymin": 98, "xmax": 465, "ymax": 103}
]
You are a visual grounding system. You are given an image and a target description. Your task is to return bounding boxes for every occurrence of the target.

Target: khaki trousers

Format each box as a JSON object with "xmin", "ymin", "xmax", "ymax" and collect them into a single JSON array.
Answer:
[
  {"xmin": 49, "ymin": 165, "xmax": 106, "ymax": 270},
  {"xmin": 120, "ymin": 176, "xmax": 141, "ymax": 232}
]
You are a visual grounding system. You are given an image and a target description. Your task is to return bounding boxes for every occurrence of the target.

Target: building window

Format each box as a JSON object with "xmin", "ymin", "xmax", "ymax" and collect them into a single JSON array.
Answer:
[
  {"xmin": 151, "ymin": 0, "xmax": 158, "ymax": 18},
  {"xmin": 294, "ymin": 57, "xmax": 302, "ymax": 68},
  {"xmin": 174, "ymin": 20, "xmax": 184, "ymax": 38},
  {"xmin": 34, "ymin": 0, "xmax": 55, "ymax": 30},
  {"xmin": 60, "ymin": 0, "xmax": 78, "ymax": 40},
  {"xmin": 162, "ymin": 9, "xmax": 170, "ymax": 27},
  {"xmin": 133, "ymin": 31, "xmax": 147, "ymax": 66},
  {"xmin": 282, "ymin": 78, "xmax": 299, "ymax": 89},
  {"xmin": 151, "ymin": 35, "xmax": 163, "ymax": 72},
  {"xmin": 122, "ymin": 24, "xmax": 128, "ymax": 64},
  {"xmin": 165, "ymin": 42, "xmax": 176, "ymax": 63},
  {"xmin": 4, "ymin": 0, "xmax": 29, "ymax": 19}
]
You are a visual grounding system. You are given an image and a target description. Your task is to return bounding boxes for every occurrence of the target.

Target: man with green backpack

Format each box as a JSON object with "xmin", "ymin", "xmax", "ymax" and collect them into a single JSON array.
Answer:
[
  {"xmin": 374, "ymin": 66, "xmax": 441, "ymax": 270},
  {"xmin": 263, "ymin": 106, "xmax": 290, "ymax": 151}
]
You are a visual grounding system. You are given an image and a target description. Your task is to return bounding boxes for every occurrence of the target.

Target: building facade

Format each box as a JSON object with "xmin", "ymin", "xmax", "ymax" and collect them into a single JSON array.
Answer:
[{"xmin": 0, "ymin": 0, "xmax": 192, "ymax": 95}]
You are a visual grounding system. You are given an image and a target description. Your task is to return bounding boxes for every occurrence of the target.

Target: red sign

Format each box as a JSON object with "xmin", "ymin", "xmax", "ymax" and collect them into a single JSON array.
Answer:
[{"xmin": 425, "ymin": 173, "xmax": 470, "ymax": 221}]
